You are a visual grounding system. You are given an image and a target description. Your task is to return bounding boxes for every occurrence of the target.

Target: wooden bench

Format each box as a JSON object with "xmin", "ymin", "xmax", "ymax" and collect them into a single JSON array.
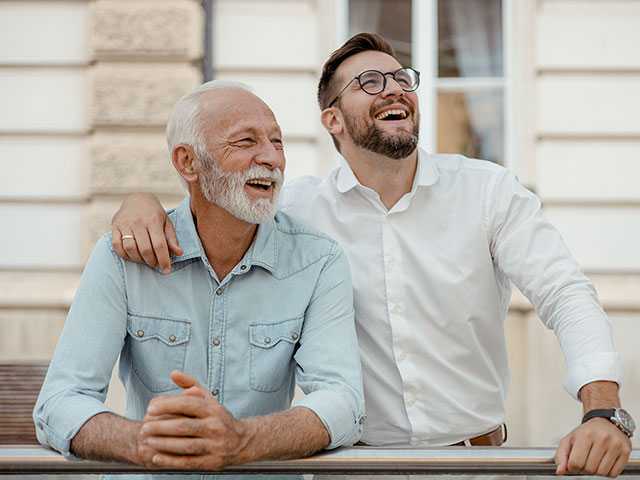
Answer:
[{"xmin": 0, "ymin": 363, "xmax": 49, "ymax": 445}]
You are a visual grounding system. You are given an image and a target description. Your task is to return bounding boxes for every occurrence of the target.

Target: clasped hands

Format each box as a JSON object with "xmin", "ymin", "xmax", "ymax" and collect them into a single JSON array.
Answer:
[{"xmin": 134, "ymin": 371, "xmax": 251, "ymax": 471}]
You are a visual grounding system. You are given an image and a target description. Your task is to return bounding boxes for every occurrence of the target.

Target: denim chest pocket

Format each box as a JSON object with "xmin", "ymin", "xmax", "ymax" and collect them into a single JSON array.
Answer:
[
  {"xmin": 249, "ymin": 316, "xmax": 303, "ymax": 392},
  {"xmin": 126, "ymin": 314, "xmax": 191, "ymax": 393}
]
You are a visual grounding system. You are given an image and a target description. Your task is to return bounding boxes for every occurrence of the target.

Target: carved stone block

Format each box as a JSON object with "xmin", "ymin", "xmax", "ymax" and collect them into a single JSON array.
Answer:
[
  {"xmin": 92, "ymin": 64, "xmax": 201, "ymax": 126},
  {"xmin": 91, "ymin": 133, "xmax": 183, "ymax": 195},
  {"xmin": 92, "ymin": 0, "xmax": 203, "ymax": 60}
]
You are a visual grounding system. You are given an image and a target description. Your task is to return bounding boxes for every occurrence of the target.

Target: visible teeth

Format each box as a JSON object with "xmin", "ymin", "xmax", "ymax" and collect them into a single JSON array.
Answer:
[
  {"xmin": 246, "ymin": 179, "xmax": 273, "ymax": 186},
  {"xmin": 375, "ymin": 109, "xmax": 408, "ymax": 120}
]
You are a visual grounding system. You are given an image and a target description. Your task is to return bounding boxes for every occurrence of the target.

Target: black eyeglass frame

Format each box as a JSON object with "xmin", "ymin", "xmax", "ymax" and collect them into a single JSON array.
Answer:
[{"xmin": 327, "ymin": 67, "xmax": 421, "ymax": 108}]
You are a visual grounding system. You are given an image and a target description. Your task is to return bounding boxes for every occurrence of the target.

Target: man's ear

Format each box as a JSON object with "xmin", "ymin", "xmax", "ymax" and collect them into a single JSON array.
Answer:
[
  {"xmin": 172, "ymin": 145, "xmax": 199, "ymax": 184},
  {"xmin": 320, "ymin": 108, "xmax": 344, "ymax": 137}
]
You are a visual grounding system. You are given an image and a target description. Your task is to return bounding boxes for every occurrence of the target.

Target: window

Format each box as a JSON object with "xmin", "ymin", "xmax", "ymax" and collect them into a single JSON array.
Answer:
[
  {"xmin": 346, "ymin": 0, "xmax": 509, "ymax": 166},
  {"xmin": 349, "ymin": 0, "xmax": 412, "ymax": 67}
]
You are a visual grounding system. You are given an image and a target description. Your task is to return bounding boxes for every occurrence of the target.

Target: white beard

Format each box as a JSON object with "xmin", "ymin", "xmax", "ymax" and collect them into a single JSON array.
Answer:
[{"xmin": 198, "ymin": 159, "xmax": 283, "ymax": 224}]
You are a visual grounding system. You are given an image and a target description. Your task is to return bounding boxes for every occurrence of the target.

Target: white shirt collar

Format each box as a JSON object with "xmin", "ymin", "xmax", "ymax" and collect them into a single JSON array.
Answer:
[{"xmin": 335, "ymin": 147, "xmax": 439, "ymax": 194}]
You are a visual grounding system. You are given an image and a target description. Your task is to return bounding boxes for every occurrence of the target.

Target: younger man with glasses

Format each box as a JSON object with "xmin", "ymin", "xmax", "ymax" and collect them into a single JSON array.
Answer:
[{"xmin": 112, "ymin": 33, "xmax": 634, "ymax": 477}]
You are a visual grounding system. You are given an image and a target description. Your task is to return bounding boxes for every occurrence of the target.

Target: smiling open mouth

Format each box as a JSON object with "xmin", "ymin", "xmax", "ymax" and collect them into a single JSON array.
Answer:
[
  {"xmin": 245, "ymin": 178, "xmax": 275, "ymax": 191},
  {"xmin": 375, "ymin": 109, "xmax": 409, "ymax": 121}
]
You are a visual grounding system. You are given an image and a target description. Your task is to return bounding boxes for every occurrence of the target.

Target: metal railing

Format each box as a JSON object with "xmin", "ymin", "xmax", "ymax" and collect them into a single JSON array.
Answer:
[{"xmin": 2, "ymin": 445, "xmax": 640, "ymax": 475}]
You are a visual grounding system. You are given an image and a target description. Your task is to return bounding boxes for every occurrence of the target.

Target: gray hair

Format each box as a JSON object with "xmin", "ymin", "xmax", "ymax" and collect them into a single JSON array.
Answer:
[{"xmin": 166, "ymin": 80, "xmax": 253, "ymax": 191}]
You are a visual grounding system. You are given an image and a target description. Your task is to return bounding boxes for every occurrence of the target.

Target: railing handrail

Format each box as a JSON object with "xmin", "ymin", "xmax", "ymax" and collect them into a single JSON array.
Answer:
[{"xmin": 2, "ymin": 445, "xmax": 640, "ymax": 475}]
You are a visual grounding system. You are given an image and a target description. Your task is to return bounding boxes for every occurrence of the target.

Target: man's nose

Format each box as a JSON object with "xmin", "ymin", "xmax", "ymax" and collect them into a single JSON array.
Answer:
[
  {"xmin": 254, "ymin": 141, "xmax": 283, "ymax": 170},
  {"xmin": 381, "ymin": 75, "xmax": 405, "ymax": 98}
]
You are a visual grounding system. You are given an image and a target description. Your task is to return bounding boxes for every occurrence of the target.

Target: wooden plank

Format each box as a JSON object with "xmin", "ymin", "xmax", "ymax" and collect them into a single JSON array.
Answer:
[{"xmin": 0, "ymin": 363, "xmax": 49, "ymax": 445}]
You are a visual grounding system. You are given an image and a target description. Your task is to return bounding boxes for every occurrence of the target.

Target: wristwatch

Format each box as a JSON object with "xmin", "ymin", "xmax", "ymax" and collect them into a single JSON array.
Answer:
[{"xmin": 582, "ymin": 408, "xmax": 636, "ymax": 438}]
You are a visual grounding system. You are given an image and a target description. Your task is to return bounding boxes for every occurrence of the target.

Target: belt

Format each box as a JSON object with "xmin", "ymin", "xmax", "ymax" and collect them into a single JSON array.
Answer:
[{"xmin": 450, "ymin": 424, "xmax": 507, "ymax": 446}]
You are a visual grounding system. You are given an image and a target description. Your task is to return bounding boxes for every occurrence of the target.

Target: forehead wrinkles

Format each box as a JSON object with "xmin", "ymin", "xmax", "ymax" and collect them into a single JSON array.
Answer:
[
  {"xmin": 201, "ymin": 101, "xmax": 279, "ymax": 139},
  {"xmin": 227, "ymin": 111, "xmax": 280, "ymax": 138}
]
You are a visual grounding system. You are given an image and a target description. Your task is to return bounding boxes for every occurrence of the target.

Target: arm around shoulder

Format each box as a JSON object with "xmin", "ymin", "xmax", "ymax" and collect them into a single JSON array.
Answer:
[{"xmin": 111, "ymin": 192, "xmax": 182, "ymax": 272}]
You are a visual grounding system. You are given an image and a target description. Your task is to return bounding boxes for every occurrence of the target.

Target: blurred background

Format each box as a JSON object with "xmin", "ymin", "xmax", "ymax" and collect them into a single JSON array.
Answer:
[{"xmin": 0, "ymin": 0, "xmax": 638, "ymax": 447}]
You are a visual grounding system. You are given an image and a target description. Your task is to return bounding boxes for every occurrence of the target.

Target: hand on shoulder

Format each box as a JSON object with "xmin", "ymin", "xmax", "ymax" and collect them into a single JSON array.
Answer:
[{"xmin": 111, "ymin": 193, "xmax": 183, "ymax": 273}]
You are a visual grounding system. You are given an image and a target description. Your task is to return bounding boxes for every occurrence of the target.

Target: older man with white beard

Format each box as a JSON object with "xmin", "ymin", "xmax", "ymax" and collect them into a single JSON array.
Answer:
[{"xmin": 33, "ymin": 81, "xmax": 365, "ymax": 475}]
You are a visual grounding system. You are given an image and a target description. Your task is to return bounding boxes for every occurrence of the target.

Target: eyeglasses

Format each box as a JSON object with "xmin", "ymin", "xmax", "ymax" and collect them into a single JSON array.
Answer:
[{"xmin": 327, "ymin": 67, "xmax": 420, "ymax": 108}]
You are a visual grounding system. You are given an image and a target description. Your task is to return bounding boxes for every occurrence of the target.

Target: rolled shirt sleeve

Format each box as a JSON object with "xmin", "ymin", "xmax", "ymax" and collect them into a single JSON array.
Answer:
[
  {"xmin": 293, "ymin": 243, "xmax": 365, "ymax": 449},
  {"xmin": 486, "ymin": 170, "xmax": 622, "ymax": 399},
  {"xmin": 33, "ymin": 235, "xmax": 127, "ymax": 457}
]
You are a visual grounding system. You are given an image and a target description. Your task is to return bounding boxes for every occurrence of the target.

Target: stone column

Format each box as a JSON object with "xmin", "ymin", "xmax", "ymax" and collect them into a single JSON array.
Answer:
[{"xmin": 88, "ymin": 0, "xmax": 204, "ymax": 251}]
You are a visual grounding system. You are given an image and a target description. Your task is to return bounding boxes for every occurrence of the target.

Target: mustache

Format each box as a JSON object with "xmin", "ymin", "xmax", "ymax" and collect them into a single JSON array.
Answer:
[
  {"xmin": 225, "ymin": 165, "xmax": 284, "ymax": 187},
  {"xmin": 198, "ymin": 149, "xmax": 284, "ymax": 187}
]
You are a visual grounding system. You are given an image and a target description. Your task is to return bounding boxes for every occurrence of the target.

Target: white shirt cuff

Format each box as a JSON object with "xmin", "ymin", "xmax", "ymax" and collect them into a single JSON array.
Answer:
[{"xmin": 564, "ymin": 352, "xmax": 623, "ymax": 401}]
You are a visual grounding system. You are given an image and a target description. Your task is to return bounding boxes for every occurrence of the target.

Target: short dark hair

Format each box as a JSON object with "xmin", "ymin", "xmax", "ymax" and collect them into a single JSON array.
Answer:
[{"xmin": 317, "ymin": 33, "xmax": 397, "ymax": 111}]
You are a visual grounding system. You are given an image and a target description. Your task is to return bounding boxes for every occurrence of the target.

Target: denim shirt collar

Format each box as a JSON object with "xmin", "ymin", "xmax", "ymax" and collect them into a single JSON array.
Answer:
[
  {"xmin": 336, "ymin": 147, "xmax": 440, "ymax": 194},
  {"xmin": 170, "ymin": 197, "xmax": 277, "ymax": 275}
]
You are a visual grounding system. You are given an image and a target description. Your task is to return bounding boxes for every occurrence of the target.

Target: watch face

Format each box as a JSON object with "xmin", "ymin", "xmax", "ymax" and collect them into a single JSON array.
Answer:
[{"xmin": 616, "ymin": 409, "xmax": 636, "ymax": 433}]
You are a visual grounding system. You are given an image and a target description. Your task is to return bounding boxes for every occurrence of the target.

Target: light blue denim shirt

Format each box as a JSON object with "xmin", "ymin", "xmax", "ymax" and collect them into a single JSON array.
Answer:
[{"xmin": 34, "ymin": 197, "xmax": 365, "ymax": 466}]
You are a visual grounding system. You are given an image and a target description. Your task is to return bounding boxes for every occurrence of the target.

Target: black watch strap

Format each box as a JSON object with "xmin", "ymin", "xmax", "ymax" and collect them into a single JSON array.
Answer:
[{"xmin": 582, "ymin": 409, "xmax": 615, "ymax": 424}]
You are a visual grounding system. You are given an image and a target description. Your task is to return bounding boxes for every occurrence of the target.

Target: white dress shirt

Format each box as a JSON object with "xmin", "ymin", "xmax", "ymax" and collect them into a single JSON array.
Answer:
[{"xmin": 279, "ymin": 149, "xmax": 621, "ymax": 446}]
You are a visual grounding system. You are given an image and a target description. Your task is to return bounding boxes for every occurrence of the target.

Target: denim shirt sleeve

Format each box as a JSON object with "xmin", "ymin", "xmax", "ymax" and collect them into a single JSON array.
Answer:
[
  {"xmin": 33, "ymin": 234, "xmax": 128, "ymax": 457},
  {"xmin": 292, "ymin": 243, "xmax": 365, "ymax": 449}
]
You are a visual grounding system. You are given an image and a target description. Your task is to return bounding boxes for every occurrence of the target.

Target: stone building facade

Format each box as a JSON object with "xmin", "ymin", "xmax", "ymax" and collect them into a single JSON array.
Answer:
[{"xmin": 0, "ymin": 0, "xmax": 638, "ymax": 447}]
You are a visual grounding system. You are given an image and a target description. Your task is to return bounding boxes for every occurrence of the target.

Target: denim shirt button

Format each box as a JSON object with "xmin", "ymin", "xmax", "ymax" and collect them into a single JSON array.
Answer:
[
  {"xmin": 291, "ymin": 332, "xmax": 299, "ymax": 341},
  {"xmin": 264, "ymin": 337, "xmax": 271, "ymax": 344},
  {"xmin": 212, "ymin": 388, "xmax": 219, "ymax": 396},
  {"xmin": 240, "ymin": 265, "xmax": 247, "ymax": 271},
  {"xmin": 216, "ymin": 288, "xmax": 224, "ymax": 296},
  {"xmin": 212, "ymin": 337, "xmax": 221, "ymax": 346},
  {"xmin": 136, "ymin": 330, "xmax": 144, "ymax": 338},
  {"xmin": 168, "ymin": 335, "xmax": 177, "ymax": 343}
]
